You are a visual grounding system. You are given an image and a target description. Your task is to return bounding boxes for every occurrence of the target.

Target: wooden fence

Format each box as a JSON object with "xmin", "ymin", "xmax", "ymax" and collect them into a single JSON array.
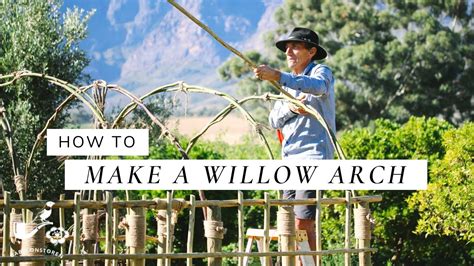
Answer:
[{"xmin": 0, "ymin": 190, "xmax": 381, "ymax": 266}]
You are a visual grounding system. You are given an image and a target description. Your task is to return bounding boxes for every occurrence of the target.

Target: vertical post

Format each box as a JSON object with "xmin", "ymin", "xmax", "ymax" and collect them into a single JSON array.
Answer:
[
  {"xmin": 344, "ymin": 191, "xmax": 352, "ymax": 266},
  {"xmin": 2, "ymin": 191, "xmax": 11, "ymax": 266},
  {"xmin": 112, "ymin": 197, "xmax": 119, "ymax": 266},
  {"xmin": 19, "ymin": 223, "xmax": 45, "ymax": 266},
  {"xmin": 186, "ymin": 195, "xmax": 196, "ymax": 266},
  {"xmin": 165, "ymin": 192, "xmax": 173, "ymax": 266},
  {"xmin": 263, "ymin": 192, "xmax": 271, "ymax": 266},
  {"xmin": 205, "ymin": 205, "xmax": 223, "ymax": 266},
  {"xmin": 127, "ymin": 203, "xmax": 146, "ymax": 266},
  {"xmin": 237, "ymin": 191, "xmax": 245, "ymax": 266},
  {"xmin": 355, "ymin": 202, "xmax": 372, "ymax": 266},
  {"xmin": 82, "ymin": 212, "xmax": 97, "ymax": 266},
  {"xmin": 277, "ymin": 206, "xmax": 296, "ymax": 266},
  {"xmin": 73, "ymin": 193, "xmax": 81, "ymax": 266},
  {"xmin": 59, "ymin": 194, "xmax": 66, "ymax": 266},
  {"xmin": 156, "ymin": 209, "xmax": 166, "ymax": 266},
  {"xmin": 105, "ymin": 192, "xmax": 113, "ymax": 266},
  {"xmin": 315, "ymin": 190, "xmax": 322, "ymax": 266}
]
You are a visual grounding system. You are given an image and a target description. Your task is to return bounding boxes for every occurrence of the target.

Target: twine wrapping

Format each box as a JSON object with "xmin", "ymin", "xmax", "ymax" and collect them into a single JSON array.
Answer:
[
  {"xmin": 125, "ymin": 215, "xmax": 146, "ymax": 248},
  {"xmin": 82, "ymin": 214, "xmax": 98, "ymax": 241},
  {"xmin": 10, "ymin": 212, "xmax": 23, "ymax": 238},
  {"xmin": 277, "ymin": 207, "xmax": 296, "ymax": 236},
  {"xmin": 14, "ymin": 175, "xmax": 26, "ymax": 192},
  {"xmin": 203, "ymin": 220, "xmax": 226, "ymax": 239},
  {"xmin": 156, "ymin": 210, "xmax": 176, "ymax": 238},
  {"xmin": 20, "ymin": 223, "xmax": 45, "ymax": 266},
  {"xmin": 354, "ymin": 208, "xmax": 372, "ymax": 240}
]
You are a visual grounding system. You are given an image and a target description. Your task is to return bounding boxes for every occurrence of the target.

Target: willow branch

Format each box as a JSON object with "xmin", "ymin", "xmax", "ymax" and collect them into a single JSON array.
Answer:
[
  {"xmin": 24, "ymin": 85, "xmax": 95, "ymax": 181},
  {"xmin": 167, "ymin": 0, "xmax": 345, "ymax": 160},
  {"xmin": 106, "ymin": 85, "xmax": 189, "ymax": 159},
  {"xmin": 0, "ymin": 71, "xmax": 105, "ymax": 124},
  {"xmin": 112, "ymin": 82, "xmax": 274, "ymax": 159}
]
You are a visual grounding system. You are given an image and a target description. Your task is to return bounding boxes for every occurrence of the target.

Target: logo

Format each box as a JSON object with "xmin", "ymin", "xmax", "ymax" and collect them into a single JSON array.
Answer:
[
  {"xmin": 13, "ymin": 201, "xmax": 69, "ymax": 246},
  {"xmin": 46, "ymin": 227, "xmax": 70, "ymax": 245}
]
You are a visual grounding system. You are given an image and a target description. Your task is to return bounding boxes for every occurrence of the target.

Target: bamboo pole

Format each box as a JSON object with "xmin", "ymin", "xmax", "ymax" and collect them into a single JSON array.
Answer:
[
  {"xmin": 355, "ymin": 202, "xmax": 371, "ymax": 266},
  {"xmin": 186, "ymin": 195, "xmax": 195, "ymax": 266},
  {"xmin": 0, "ymin": 248, "xmax": 378, "ymax": 263},
  {"xmin": 105, "ymin": 192, "xmax": 113, "ymax": 266},
  {"xmin": 112, "ymin": 197, "xmax": 119, "ymax": 266},
  {"xmin": 205, "ymin": 205, "xmax": 222, "ymax": 266},
  {"xmin": 263, "ymin": 192, "xmax": 271, "ymax": 266},
  {"xmin": 59, "ymin": 194, "xmax": 66, "ymax": 266},
  {"xmin": 156, "ymin": 208, "xmax": 166, "ymax": 266},
  {"xmin": 345, "ymin": 191, "xmax": 352, "ymax": 266},
  {"xmin": 0, "ymin": 196, "xmax": 383, "ymax": 209},
  {"xmin": 73, "ymin": 193, "xmax": 81, "ymax": 266},
  {"xmin": 278, "ymin": 206, "xmax": 296, "ymax": 266},
  {"xmin": 237, "ymin": 191, "xmax": 245, "ymax": 266},
  {"xmin": 165, "ymin": 192, "xmax": 173, "ymax": 266},
  {"xmin": 128, "ymin": 201, "xmax": 146, "ymax": 266},
  {"xmin": 2, "ymin": 191, "xmax": 10, "ymax": 266},
  {"xmin": 315, "ymin": 190, "xmax": 322, "ymax": 266}
]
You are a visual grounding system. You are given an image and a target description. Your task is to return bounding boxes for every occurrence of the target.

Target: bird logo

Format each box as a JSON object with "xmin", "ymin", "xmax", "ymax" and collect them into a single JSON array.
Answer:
[{"xmin": 32, "ymin": 201, "xmax": 55, "ymax": 223}]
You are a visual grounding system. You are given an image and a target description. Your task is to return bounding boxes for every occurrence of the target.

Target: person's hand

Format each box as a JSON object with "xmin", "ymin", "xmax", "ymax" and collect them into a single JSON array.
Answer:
[
  {"xmin": 253, "ymin": 65, "xmax": 281, "ymax": 81},
  {"xmin": 289, "ymin": 94, "xmax": 308, "ymax": 115}
]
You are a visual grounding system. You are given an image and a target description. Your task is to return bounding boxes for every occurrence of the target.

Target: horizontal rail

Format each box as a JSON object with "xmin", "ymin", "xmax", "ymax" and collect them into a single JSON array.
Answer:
[
  {"xmin": 0, "ymin": 248, "xmax": 377, "ymax": 262},
  {"xmin": 0, "ymin": 195, "xmax": 382, "ymax": 209}
]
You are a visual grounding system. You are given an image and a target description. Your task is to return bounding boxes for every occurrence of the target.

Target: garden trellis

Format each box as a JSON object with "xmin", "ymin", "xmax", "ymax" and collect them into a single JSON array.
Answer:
[{"xmin": 0, "ymin": 71, "xmax": 381, "ymax": 266}]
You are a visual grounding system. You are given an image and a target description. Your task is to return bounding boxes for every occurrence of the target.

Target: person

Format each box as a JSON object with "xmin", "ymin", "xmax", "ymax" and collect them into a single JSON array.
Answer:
[{"xmin": 253, "ymin": 27, "xmax": 335, "ymax": 259}]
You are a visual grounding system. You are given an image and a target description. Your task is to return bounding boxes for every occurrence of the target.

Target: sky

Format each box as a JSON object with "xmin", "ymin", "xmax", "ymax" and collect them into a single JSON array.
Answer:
[{"xmin": 62, "ymin": 0, "xmax": 284, "ymax": 113}]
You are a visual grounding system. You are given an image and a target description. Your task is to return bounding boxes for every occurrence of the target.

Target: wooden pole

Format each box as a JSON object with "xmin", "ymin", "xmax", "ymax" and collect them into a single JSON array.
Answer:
[
  {"xmin": 156, "ymin": 209, "xmax": 166, "ymax": 266},
  {"xmin": 345, "ymin": 191, "xmax": 352, "ymax": 266},
  {"xmin": 263, "ymin": 192, "xmax": 271, "ymax": 266},
  {"xmin": 19, "ymin": 223, "xmax": 45, "ymax": 266},
  {"xmin": 186, "ymin": 195, "xmax": 196, "ymax": 266},
  {"xmin": 59, "ymin": 194, "xmax": 66, "ymax": 266},
  {"xmin": 2, "ymin": 192, "xmax": 10, "ymax": 266},
  {"xmin": 278, "ymin": 206, "xmax": 296, "ymax": 266},
  {"xmin": 105, "ymin": 192, "xmax": 113, "ymax": 266},
  {"xmin": 127, "ymin": 203, "xmax": 146, "ymax": 266},
  {"xmin": 205, "ymin": 205, "xmax": 223, "ymax": 266},
  {"xmin": 315, "ymin": 190, "xmax": 322, "ymax": 266},
  {"xmin": 237, "ymin": 191, "xmax": 244, "ymax": 266},
  {"xmin": 82, "ymin": 212, "xmax": 96, "ymax": 266},
  {"xmin": 165, "ymin": 192, "xmax": 173, "ymax": 266},
  {"xmin": 112, "ymin": 197, "xmax": 119, "ymax": 266},
  {"xmin": 355, "ymin": 202, "xmax": 372, "ymax": 266},
  {"xmin": 73, "ymin": 193, "xmax": 81, "ymax": 266}
]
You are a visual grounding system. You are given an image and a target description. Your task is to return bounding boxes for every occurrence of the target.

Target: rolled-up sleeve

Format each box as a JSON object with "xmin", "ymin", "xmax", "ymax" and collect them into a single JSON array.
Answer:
[
  {"xmin": 269, "ymin": 100, "xmax": 296, "ymax": 129},
  {"xmin": 279, "ymin": 65, "xmax": 333, "ymax": 96}
]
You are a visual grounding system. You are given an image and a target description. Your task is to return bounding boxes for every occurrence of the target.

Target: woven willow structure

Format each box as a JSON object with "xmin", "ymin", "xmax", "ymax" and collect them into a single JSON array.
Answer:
[{"xmin": 0, "ymin": 191, "xmax": 380, "ymax": 266}]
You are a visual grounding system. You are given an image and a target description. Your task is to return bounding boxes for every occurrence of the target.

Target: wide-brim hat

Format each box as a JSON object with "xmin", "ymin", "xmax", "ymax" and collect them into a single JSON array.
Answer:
[{"xmin": 275, "ymin": 27, "xmax": 327, "ymax": 61}]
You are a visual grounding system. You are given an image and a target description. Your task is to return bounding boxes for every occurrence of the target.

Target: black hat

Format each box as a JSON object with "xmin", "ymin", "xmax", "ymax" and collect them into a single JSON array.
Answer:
[{"xmin": 275, "ymin": 27, "xmax": 327, "ymax": 61}]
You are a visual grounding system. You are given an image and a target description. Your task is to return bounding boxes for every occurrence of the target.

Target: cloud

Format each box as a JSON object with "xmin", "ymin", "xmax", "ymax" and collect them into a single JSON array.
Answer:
[
  {"xmin": 107, "ymin": 0, "xmax": 127, "ymax": 27},
  {"xmin": 103, "ymin": 47, "xmax": 123, "ymax": 66},
  {"xmin": 123, "ymin": 0, "xmax": 161, "ymax": 44},
  {"xmin": 224, "ymin": 16, "xmax": 251, "ymax": 35}
]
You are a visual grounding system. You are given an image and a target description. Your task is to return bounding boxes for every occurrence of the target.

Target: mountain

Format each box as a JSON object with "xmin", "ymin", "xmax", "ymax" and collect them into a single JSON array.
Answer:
[{"xmin": 63, "ymin": 0, "xmax": 283, "ymax": 115}]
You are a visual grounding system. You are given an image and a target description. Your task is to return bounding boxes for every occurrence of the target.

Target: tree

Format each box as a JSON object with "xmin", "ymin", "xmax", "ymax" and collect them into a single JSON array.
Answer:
[
  {"xmin": 0, "ymin": 1, "xmax": 94, "ymax": 199},
  {"xmin": 339, "ymin": 117, "xmax": 472, "ymax": 265},
  {"xmin": 408, "ymin": 122, "xmax": 473, "ymax": 243},
  {"xmin": 219, "ymin": 0, "xmax": 473, "ymax": 129}
]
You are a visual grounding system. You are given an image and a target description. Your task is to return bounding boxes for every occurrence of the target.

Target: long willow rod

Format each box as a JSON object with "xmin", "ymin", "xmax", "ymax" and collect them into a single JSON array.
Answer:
[{"xmin": 167, "ymin": 0, "xmax": 345, "ymax": 160}]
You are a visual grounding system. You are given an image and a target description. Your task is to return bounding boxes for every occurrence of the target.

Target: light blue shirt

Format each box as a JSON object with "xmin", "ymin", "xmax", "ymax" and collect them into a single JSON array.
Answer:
[{"xmin": 269, "ymin": 61, "xmax": 336, "ymax": 159}]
